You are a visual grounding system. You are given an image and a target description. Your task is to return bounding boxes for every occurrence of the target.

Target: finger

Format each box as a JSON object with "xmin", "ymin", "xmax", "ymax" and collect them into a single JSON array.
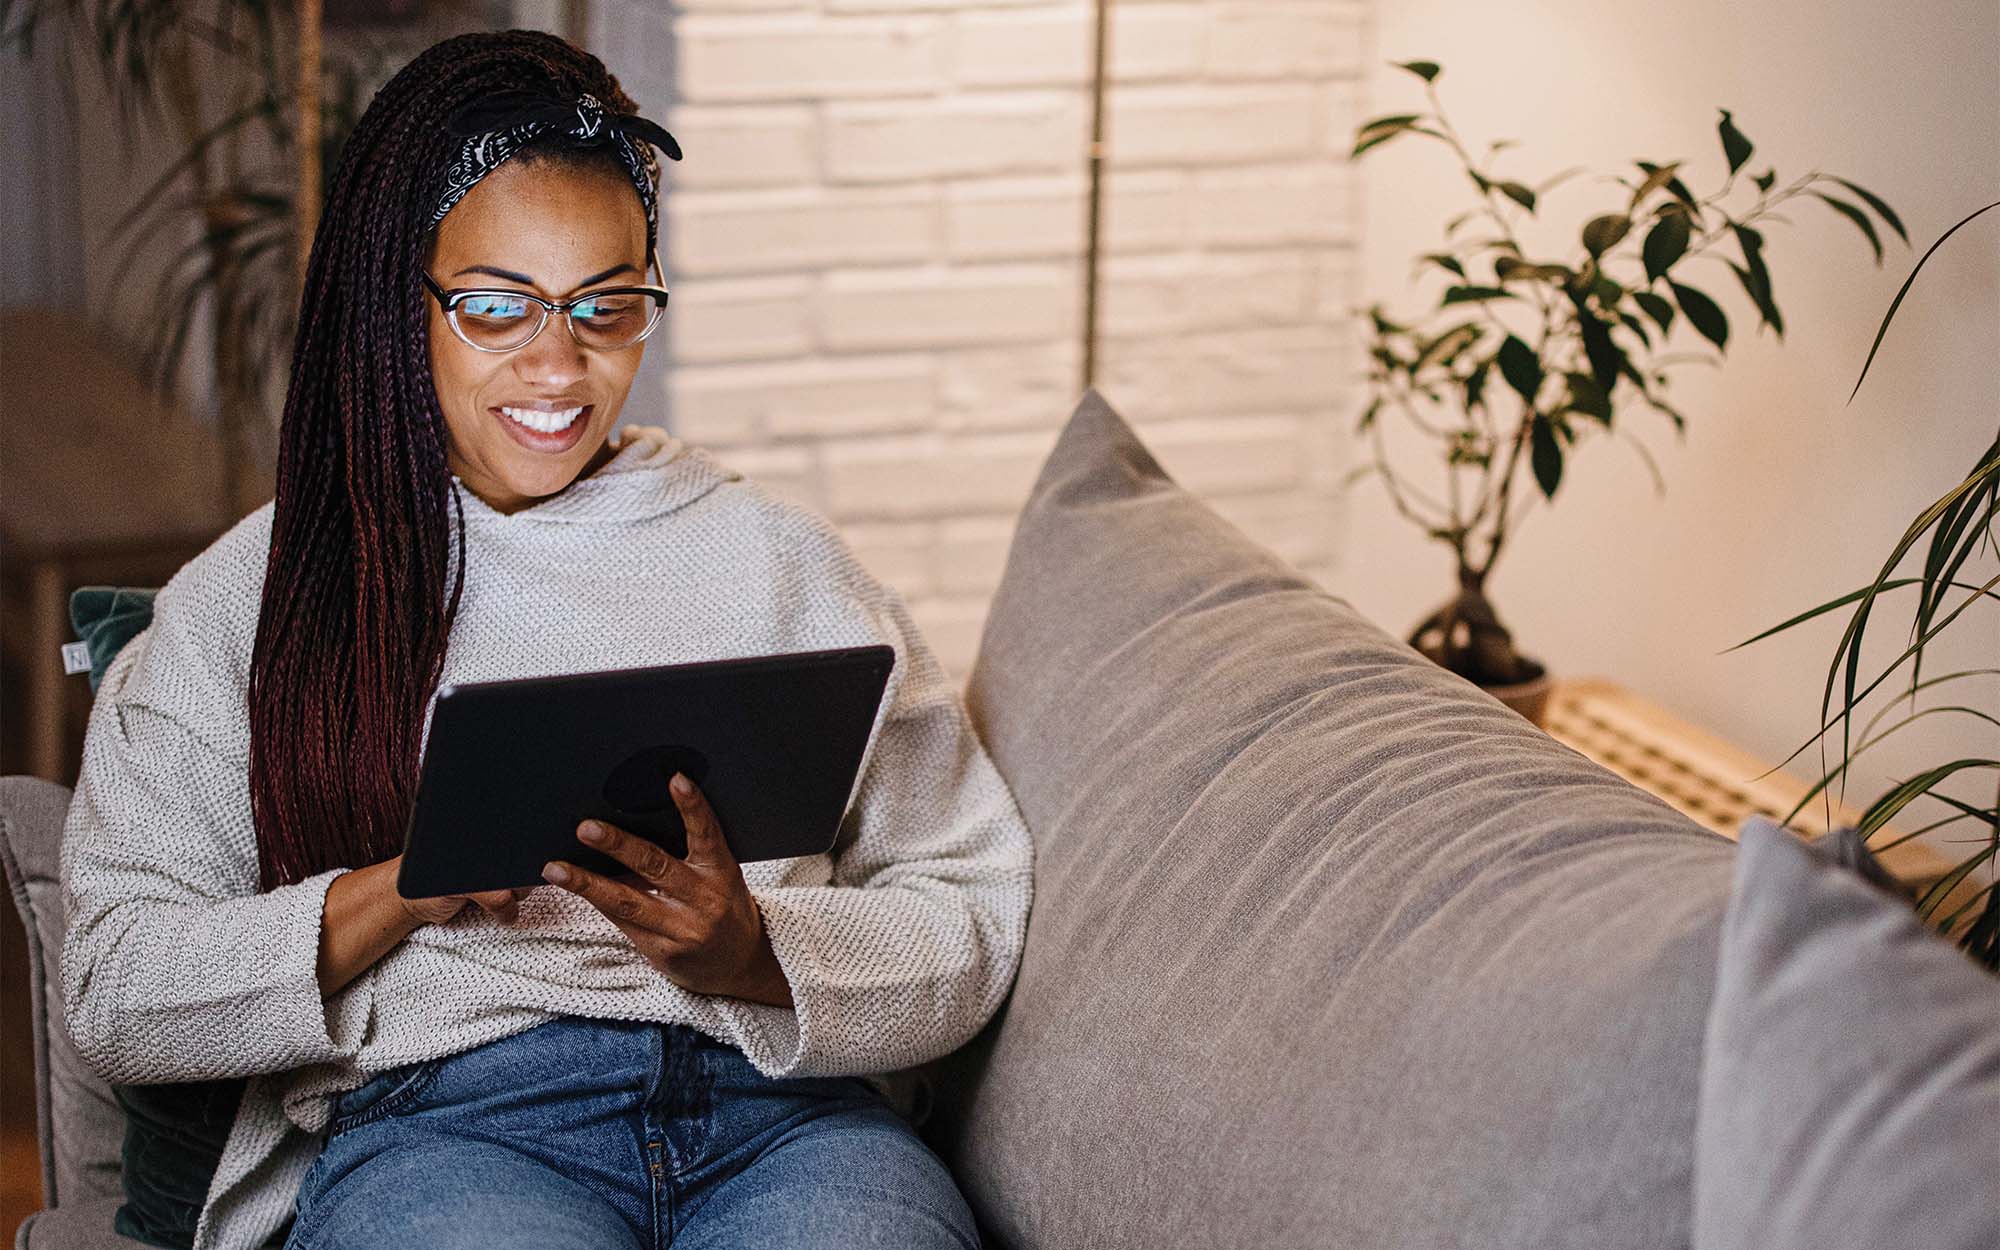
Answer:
[
  {"xmin": 542, "ymin": 860, "xmax": 697, "ymax": 934},
  {"xmin": 670, "ymin": 772, "xmax": 737, "ymax": 869},
  {"xmin": 576, "ymin": 818, "xmax": 698, "ymax": 895}
]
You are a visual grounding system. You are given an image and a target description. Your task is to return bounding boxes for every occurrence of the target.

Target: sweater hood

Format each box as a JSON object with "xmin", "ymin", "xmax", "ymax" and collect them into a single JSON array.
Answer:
[{"xmin": 448, "ymin": 423, "xmax": 741, "ymax": 525}]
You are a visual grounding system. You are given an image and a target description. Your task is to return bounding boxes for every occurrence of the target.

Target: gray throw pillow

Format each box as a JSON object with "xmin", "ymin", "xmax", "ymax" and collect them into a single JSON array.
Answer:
[
  {"xmin": 1695, "ymin": 816, "xmax": 2000, "ymax": 1250},
  {"xmin": 922, "ymin": 387, "xmax": 1741, "ymax": 1248}
]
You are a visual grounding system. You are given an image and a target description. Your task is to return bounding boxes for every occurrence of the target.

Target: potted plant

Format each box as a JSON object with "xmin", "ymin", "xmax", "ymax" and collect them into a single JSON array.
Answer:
[
  {"xmin": 1, "ymin": 1, "xmax": 490, "ymax": 515},
  {"xmin": 1347, "ymin": 59, "xmax": 1904, "ymax": 725},
  {"xmin": 1731, "ymin": 199, "xmax": 1999, "ymax": 970}
]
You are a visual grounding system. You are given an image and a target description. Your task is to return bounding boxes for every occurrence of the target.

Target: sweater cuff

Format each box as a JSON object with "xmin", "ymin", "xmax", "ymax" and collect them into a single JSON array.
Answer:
[
  {"xmin": 122, "ymin": 866, "xmax": 369, "ymax": 1079},
  {"xmin": 707, "ymin": 891, "xmax": 810, "ymax": 1076},
  {"xmin": 707, "ymin": 883, "xmax": 992, "ymax": 1080}
]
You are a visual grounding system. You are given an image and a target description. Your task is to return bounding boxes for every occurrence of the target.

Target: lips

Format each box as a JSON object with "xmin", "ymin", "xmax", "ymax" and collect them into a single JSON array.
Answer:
[{"xmin": 490, "ymin": 403, "xmax": 593, "ymax": 453}]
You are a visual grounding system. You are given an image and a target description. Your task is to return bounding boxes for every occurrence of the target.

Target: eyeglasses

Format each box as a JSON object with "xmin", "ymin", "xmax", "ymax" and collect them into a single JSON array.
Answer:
[{"xmin": 421, "ymin": 248, "xmax": 669, "ymax": 353}]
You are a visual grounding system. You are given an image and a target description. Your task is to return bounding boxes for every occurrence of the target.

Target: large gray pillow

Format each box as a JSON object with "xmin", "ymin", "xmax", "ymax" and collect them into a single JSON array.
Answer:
[
  {"xmin": 925, "ymin": 387, "xmax": 1740, "ymax": 1248},
  {"xmin": 1695, "ymin": 816, "xmax": 2000, "ymax": 1250}
]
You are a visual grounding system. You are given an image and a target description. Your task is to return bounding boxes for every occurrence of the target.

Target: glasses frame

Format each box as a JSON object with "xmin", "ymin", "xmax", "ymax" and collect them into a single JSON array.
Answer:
[{"xmin": 421, "ymin": 246, "xmax": 670, "ymax": 353}]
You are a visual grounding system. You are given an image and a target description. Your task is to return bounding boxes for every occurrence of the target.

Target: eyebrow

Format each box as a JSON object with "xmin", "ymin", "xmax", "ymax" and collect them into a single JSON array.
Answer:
[{"xmin": 449, "ymin": 262, "xmax": 640, "ymax": 288}]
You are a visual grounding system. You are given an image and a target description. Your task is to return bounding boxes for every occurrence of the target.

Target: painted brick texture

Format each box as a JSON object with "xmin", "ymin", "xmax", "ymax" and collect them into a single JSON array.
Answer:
[{"xmin": 604, "ymin": 0, "xmax": 1365, "ymax": 687}]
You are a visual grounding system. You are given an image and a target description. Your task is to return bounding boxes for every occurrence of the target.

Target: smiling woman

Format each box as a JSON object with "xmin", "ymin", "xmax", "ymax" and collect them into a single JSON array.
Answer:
[
  {"xmin": 55, "ymin": 27, "xmax": 1027, "ymax": 1250},
  {"xmin": 422, "ymin": 155, "xmax": 655, "ymax": 512}
]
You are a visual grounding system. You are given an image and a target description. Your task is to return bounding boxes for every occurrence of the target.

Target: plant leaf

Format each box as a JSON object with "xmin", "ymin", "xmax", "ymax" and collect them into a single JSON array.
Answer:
[
  {"xmin": 1565, "ymin": 371, "xmax": 1612, "ymax": 422},
  {"xmin": 1530, "ymin": 415, "xmax": 1564, "ymax": 497},
  {"xmin": 1723, "ymin": 577, "xmax": 2000, "ymax": 652},
  {"xmin": 1412, "ymin": 322, "xmax": 1483, "ymax": 373},
  {"xmin": 1496, "ymin": 334, "xmax": 1544, "ymax": 405},
  {"xmin": 1753, "ymin": 168, "xmax": 1776, "ymax": 193},
  {"xmin": 1421, "ymin": 251, "xmax": 1468, "ymax": 279},
  {"xmin": 1670, "ymin": 281, "xmax": 1729, "ymax": 350},
  {"xmin": 1496, "ymin": 181, "xmax": 1537, "ymax": 213},
  {"xmin": 1638, "ymin": 160, "xmax": 1702, "ymax": 218},
  {"xmin": 1824, "ymin": 175, "xmax": 1909, "ymax": 244},
  {"xmin": 1582, "ymin": 213, "xmax": 1633, "ymax": 257},
  {"xmin": 1393, "ymin": 60, "xmax": 1441, "ymax": 82},
  {"xmin": 1570, "ymin": 292, "xmax": 1625, "ymax": 390},
  {"xmin": 1847, "ymin": 200, "xmax": 2000, "ymax": 401},
  {"xmin": 1729, "ymin": 223, "xmax": 1784, "ymax": 337},
  {"xmin": 1717, "ymin": 108, "xmax": 1753, "ymax": 175},
  {"xmin": 1442, "ymin": 285, "xmax": 1516, "ymax": 304},
  {"xmin": 1628, "ymin": 160, "xmax": 1683, "ymax": 210},
  {"xmin": 1632, "ymin": 290, "xmax": 1677, "ymax": 334},
  {"xmin": 1809, "ymin": 191, "xmax": 1885, "ymax": 265},
  {"xmin": 1642, "ymin": 212, "xmax": 1691, "ymax": 283}
]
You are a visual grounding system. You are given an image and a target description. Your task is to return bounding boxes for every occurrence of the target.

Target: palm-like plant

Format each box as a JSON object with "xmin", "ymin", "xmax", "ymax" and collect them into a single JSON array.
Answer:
[
  {"xmin": 0, "ymin": 0, "xmax": 479, "ymax": 513},
  {"xmin": 1349, "ymin": 60, "xmax": 1905, "ymax": 700},
  {"xmin": 1730, "ymin": 200, "xmax": 2000, "ymax": 971}
]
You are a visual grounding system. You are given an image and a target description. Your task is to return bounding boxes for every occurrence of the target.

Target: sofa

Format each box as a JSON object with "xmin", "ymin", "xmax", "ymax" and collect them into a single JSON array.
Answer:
[{"xmin": 6, "ymin": 388, "xmax": 1996, "ymax": 1249}]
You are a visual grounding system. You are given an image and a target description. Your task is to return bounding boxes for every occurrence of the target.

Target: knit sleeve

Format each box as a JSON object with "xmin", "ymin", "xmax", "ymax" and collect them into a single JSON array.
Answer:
[
  {"xmin": 707, "ymin": 570, "xmax": 1035, "ymax": 1079},
  {"xmin": 58, "ymin": 636, "xmax": 375, "ymax": 1085}
]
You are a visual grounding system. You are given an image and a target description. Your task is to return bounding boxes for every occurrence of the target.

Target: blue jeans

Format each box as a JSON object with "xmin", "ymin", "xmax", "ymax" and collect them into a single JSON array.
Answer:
[{"xmin": 282, "ymin": 1015, "xmax": 979, "ymax": 1249}]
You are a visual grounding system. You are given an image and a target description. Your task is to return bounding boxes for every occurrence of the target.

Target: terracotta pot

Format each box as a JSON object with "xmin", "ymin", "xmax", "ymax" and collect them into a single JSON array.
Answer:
[{"xmin": 1480, "ymin": 655, "xmax": 1554, "ymax": 728}]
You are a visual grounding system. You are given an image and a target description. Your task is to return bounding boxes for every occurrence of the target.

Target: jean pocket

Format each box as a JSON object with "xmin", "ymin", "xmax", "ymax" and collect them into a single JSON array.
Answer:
[{"xmin": 327, "ymin": 1057, "xmax": 448, "ymax": 1137}]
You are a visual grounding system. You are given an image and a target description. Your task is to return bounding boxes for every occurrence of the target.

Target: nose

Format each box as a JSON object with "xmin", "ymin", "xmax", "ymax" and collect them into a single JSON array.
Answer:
[{"xmin": 511, "ymin": 313, "xmax": 590, "ymax": 387}]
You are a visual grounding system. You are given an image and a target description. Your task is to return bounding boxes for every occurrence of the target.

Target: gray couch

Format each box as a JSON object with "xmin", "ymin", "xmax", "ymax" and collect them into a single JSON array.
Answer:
[{"xmin": 8, "ymin": 388, "xmax": 1995, "ymax": 1249}]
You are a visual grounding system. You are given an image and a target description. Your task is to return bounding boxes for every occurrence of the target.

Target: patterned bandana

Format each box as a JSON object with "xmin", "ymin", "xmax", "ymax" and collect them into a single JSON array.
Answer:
[{"xmin": 429, "ymin": 90, "xmax": 683, "ymax": 255}]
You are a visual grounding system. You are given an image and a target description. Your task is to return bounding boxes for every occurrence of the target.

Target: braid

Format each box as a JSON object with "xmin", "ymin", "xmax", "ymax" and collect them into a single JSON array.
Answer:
[{"xmin": 249, "ymin": 31, "xmax": 644, "ymax": 889}]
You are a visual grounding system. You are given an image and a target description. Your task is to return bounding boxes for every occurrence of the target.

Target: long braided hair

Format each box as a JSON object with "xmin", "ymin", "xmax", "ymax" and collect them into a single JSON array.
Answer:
[{"xmin": 250, "ymin": 30, "xmax": 647, "ymax": 890}]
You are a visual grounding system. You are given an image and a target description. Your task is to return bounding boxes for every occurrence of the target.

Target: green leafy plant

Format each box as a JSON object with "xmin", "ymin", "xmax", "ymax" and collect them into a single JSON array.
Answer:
[
  {"xmin": 0, "ymin": 1, "xmax": 478, "ymax": 512},
  {"xmin": 1348, "ymin": 59, "xmax": 1905, "ymax": 691},
  {"xmin": 1730, "ymin": 199, "xmax": 2000, "ymax": 971}
]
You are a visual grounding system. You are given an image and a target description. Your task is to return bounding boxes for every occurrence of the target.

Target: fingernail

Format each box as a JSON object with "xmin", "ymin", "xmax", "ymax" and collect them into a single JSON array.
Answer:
[
  {"xmin": 578, "ymin": 821, "xmax": 606, "ymax": 843},
  {"xmin": 542, "ymin": 862, "xmax": 569, "ymax": 885},
  {"xmin": 671, "ymin": 772, "xmax": 692, "ymax": 797}
]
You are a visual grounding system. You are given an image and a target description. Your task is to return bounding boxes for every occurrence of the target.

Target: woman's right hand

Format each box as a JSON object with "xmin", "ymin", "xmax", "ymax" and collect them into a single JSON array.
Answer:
[
  {"xmin": 319, "ymin": 857, "xmax": 535, "ymax": 997},
  {"xmin": 393, "ymin": 858, "xmax": 534, "ymax": 926}
]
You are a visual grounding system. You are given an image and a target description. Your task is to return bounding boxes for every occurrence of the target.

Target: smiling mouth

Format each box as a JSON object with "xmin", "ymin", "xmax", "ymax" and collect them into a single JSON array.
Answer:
[{"xmin": 494, "ymin": 404, "xmax": 589, "ymax": 434}]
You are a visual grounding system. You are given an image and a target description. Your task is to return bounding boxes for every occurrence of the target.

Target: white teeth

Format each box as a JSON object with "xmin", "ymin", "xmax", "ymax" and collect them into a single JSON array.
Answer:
[{"xmin": 499, "ymin": 405, "xmax": 584, "ymax": 434}]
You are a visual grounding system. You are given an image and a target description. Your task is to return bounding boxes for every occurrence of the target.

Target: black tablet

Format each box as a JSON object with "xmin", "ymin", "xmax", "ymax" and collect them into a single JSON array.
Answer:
[{"xmin": 396, "ymin": 643, "xmax": 896, "ymax": 898}]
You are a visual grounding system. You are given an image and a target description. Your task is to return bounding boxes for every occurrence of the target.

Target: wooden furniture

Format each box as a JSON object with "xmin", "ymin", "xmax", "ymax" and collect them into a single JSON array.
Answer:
[
  {"xmin": 1545, "ymin": 677, "xmax": 1959, "ymax": 889},
  {"xmin": 0, "ymin": 309, "xmax": 260, "ymax": 785}
]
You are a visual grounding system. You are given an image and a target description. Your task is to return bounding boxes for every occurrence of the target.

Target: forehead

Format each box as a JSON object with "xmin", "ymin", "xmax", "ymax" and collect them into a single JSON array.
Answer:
[{"xmin": 429, "ymin": 159, "xmax": 647, "ymax": 277}]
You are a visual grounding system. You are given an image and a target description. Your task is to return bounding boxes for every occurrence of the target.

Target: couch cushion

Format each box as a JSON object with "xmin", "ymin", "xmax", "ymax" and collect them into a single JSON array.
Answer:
[
  {"xmin": 1694, "ymin": 816, "xmax": 2000, "ymax": 1250},
  {"xmin": 924, "ymin": 388, "xmax": 1739, "ymax": 1248},
  {"xmin": 18, "ymin": 1195, "xmax": 169, "ymax": 1250},
  {"xmin": 0, "ymin": 775, "xmax": 126, "ymax": 1211},
  {"xmin": 68, "ymin": 588, "xmax": 159, "ymax": 694}
]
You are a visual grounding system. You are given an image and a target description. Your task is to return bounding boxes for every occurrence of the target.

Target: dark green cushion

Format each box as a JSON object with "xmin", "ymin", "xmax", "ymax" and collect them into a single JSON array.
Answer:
[
  {"xmin": 68, "ymin": 586, "xmax": 284, "ymax": 1248},
  {"xmin": 67, "ymin": 587, "xmax": 159, "ymax": 694}
]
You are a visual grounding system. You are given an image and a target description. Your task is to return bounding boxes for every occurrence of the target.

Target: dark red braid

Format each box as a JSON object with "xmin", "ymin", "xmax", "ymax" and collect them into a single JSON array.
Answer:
[{"xmin": 250, "ymin": 30, "xmax": 644, "ymax": 889}]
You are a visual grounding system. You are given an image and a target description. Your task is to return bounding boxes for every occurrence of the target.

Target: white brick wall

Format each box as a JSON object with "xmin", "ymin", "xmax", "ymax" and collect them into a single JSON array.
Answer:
[{"xmin": 610, "ymin": 0, "xmax": 1365, "ymax": 689}]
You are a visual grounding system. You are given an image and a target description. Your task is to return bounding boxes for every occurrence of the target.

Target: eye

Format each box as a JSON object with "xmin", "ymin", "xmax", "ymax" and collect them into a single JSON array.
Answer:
[
  {"xmin": 572, "ymin": 293, "xmax": 642, "ymax": 327},
  {"xmin": 458, "ymin": 293, "xmax": 532, "ymax": 323}
]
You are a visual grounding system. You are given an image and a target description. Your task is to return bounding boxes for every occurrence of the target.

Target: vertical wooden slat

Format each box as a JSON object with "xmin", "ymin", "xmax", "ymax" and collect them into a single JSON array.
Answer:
[
  {"xmin": 1079, "ymin": 0, "xmax": 1110, "ymax": 395},
  {"xmin": 296, "ymin": 0, "xmax": 322, "ymax": 297}
]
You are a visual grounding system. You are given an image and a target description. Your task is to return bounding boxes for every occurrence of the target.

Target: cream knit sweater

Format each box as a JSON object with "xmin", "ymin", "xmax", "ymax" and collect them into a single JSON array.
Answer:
[{"xmin": 58, "ymin": 425, "xmax": 1035, "ymax": 1250}]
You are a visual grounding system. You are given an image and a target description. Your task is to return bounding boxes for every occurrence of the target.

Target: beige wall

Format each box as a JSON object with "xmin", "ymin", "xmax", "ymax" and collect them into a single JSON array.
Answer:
[{"xmin": 1346, "ymin": 0, "xmax": 1999, "ymax": 831}]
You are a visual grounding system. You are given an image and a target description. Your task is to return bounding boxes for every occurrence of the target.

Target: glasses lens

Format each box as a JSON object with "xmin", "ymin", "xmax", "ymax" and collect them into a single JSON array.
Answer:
[
  {"xmin": 568, "ymin": 291, "xmax": 666, "ymax": 350},
  {"xmin": 451, "ymin": 292, "xmax": 543, "ymax": 350}
]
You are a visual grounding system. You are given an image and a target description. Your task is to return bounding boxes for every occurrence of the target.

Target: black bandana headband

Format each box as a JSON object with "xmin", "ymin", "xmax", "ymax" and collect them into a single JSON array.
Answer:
[{"xmin": 429, "ymin": 90, "xmax": 683, "ymax": 255}]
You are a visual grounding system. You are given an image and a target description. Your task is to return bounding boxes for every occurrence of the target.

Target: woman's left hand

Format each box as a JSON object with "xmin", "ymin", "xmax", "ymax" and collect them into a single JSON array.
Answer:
[{"xmin": 541, "ymin": 773, "xmax": 794, "ymax": 1008}]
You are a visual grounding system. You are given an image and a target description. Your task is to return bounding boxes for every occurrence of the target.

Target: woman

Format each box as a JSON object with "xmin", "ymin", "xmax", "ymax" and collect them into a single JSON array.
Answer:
[{"xmin": 58, "ymin": 29, "xmax": 1032, "ymax": 1250}]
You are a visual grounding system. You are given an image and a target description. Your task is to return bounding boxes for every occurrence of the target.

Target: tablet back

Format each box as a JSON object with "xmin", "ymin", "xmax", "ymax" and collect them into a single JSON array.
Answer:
[{"xmin": 398, "ymin": 643, "xmax": 895, "ymax": 897}]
